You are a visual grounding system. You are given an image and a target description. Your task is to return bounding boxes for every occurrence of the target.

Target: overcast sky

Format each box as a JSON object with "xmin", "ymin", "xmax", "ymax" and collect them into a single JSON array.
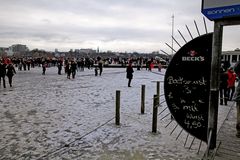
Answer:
[{"xmin": 0, "ymin": 0, "xmax": 239, "ymax": 53}]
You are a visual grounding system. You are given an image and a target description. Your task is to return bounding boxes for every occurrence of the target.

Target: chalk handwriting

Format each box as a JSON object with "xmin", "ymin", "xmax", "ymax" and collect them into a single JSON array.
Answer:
[
  {"xmin": 167, "ymin": 76, "xmax": 207, "ymax": 86},
  {"xmin": 184, "ymin": 86, "xmax": 191, "ymax": 94},
  {"xmin": 183, "ymin": 104, "xmax": 199, "ymax": 112},
  {"xmin": 180, "ymin": 98, "xmax": 186, "ymax": 104},
  {"xmin": 172, "ymin": 103, "xmax": 180, "ymax": 112},
  {"xmin": 186, "ymin": 113, "xmax": 204, "ymax": 121},
  {"xmin": 168, "ymin": 92, "xmax": 173, "ymax": 99},
  {"xmin": 184, "ymin": 119, "xmax": 202, "ymax": 129}
]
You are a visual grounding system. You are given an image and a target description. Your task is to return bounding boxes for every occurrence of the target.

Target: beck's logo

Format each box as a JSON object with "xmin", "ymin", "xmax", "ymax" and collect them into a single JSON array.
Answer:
[{"xmin": 182, "ymin": 50, "xmax": 205, "ymax": 62}]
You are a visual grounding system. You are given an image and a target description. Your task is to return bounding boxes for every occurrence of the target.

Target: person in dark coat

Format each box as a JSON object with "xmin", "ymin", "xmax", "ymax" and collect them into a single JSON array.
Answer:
[
  {"xmin": 42, "ymin": 62, "xmax": 47, "ymax": 75},
  {"xmin": 65, "ymin": 61, "xmax": 71, "ymax": 79},
  {"xmin": 6, "ymin": 63, "xmax": 16, "ymax": 87},
  {"xmin": 0, "ymin": 60, "xmax": 6, "ymax": 88},
  {"xmin": 80, "ymin": 58, "xmax": 85, "ymax": 71},
  {"xmin": 57, "ymin": 59, "xmax": 63, "ymax": 75},
  {"xmin": 219, "ymin": 65, "xmax": 228, "ymax": 105},
  {"xmin": 97, "ymin": 57, "xmax": 103, "ymax": 76},
  {"xmin": 71, "ymin": 60, "xmax": 77, "ymax": 79},
  {"xmin": 126, "ymin": 62, "xmax": 134, "ymax": 87}
]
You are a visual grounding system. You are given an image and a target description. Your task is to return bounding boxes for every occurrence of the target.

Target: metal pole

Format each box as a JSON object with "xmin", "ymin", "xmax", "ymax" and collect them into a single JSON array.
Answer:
[
  {"xmin": 115, "ymin": 90, "xmax": 120, "ymax": 125},
  {"xmin": 186, "ymin": 25, "xmax": 193, "ymax": 39},
  {"xmin": 236, "ymin": 102, "xmax": 240, "ymax": 137},
  {"xmin": 152, "ymin": 95, "xmax": 159, "ymax": 133},
  {"xmin": 194, "ymin": 20, "xmax": 201, "ymax": 36},
  {"xmin": 156, "ymin": 81, "xmax": 160, "ymax": 97},
  {"xmin": 171, "ymin": 14, "xmax": 174, "ymax": 55},
  {"xmin": 172, "ymin": 36, "xmax": 182, "ymax": 48},
  {"xmin": 141, "ymin": 85, "xmax": 145, "ymax": 114},
  {"xmin": 208, "ymin": 21, "xmax": 223, "ymax": 149},
  {"xmin": 203, "ymin": 17, "xmax": 208, "ymax": 34},
  {"xmin": 178, "ymin": 30, "xmax": 188, "ymax": 43},
  {"xmin": 156, "ymin": 81, "xmax": 160, "ymax": 106}
]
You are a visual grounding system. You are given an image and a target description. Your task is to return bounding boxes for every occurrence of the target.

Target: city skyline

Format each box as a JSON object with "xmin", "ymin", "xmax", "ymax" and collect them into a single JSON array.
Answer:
[{"xmin": 0, "ymin": 0, "xmax": 239, "ymax": 53}]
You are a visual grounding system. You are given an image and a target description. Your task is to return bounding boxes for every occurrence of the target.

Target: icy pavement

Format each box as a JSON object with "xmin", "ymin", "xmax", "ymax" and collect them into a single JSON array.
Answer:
[{"xmin": 0, "ymin": 67, "xmax": 232, "ymax": 160}]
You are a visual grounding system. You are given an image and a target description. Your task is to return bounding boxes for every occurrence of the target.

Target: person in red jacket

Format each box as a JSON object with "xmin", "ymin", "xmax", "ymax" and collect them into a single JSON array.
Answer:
[{"xmin": 227, "ymin": 67, "xmax": 237, "ymax": 101}]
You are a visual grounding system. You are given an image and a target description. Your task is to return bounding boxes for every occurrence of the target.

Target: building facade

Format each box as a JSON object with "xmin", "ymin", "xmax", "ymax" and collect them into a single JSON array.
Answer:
[
  {"xmin": 222, "ymin": 48, "xmax": 240, "ymax": 67},
  {"xmin": 8, "ymin": 44, "xmax": 29, "ymax": 56},
  {"xmin": 0, "ymin": 47, "xmax": 8, "ymax": 57}
]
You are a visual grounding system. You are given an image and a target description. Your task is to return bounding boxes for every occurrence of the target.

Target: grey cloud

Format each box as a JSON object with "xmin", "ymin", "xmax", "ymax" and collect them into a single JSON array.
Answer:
[{"xmin": 0, "ymin": 0, "xmax": 238, "ymax": 52}]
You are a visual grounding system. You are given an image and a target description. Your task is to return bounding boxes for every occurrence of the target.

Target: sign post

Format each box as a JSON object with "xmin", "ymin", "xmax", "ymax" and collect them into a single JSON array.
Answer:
[
  {"xmin": 208, "ymin": 21, "xmax": 223, "ymax": 149},
  {"xmin": 202, "ymin": 0, "xmax": 240, "ymax": 150}
]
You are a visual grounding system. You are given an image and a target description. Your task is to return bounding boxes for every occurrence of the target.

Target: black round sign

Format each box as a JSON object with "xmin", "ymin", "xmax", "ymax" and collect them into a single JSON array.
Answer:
[{"xmin": 164, "ymin": 33, "xmax": 213, "ymax": 142}]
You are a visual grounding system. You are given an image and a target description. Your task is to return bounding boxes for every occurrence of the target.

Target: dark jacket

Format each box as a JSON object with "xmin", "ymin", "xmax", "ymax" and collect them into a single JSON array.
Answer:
[
  {"xmin": 6, "ymin": 64, "xmax": 16, "ymax": 77},
  {"xmin": 126, "ymin": 65, "xmax": 134, "ymax": 79},
  {"xmin": 0, "ymin": 63, "xmax": 6, "ymax": 77},
  {"xmin": 220, "ymin": 67, "xmax": 228, "ymax": 88},
  {"xmin": 71, "ymin": 62, "xmax": 77, "ymax": 73}
]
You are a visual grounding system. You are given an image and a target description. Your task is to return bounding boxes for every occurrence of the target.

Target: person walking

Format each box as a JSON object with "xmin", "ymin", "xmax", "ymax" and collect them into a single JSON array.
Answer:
[
  {"xmin": 149, "ymin": 61, "xmax": 154, "ymax": 71},
  {"xmin": 80, "ymin": 58, "xmax": 85, "ymax": 71},
  {"xmin": 227, "ymin": 67, "xmax": 236, "ymax": 101},
  {"xmin": 71, "ymin": 60, "xmax": 77, "ymax": 79},
  {"xmin": 42, "ymin": 62, "xmax": 47, "ymax": 75},
  {"xmin": 126, "ymin": 62, "xmax": 134, "ymax": 87},
  {"xmin": 158, "ymin": 62, "xmax": 162, "ymax": 72},
  {"xmin": 98, "ymin": 59, "xmax": 103, "ymax": 76},
  {"xmin": 6, "ymin": 63, "xmax": 16, "ymax": 87},
  {"xmin": 65, "ymin": 61, "xmax": 71, "ymax": 79},
  {"xmin": 219, "ymin": 65, "xmax": 228, "ymax": 105},
  {"xmin": 0, "ymin": 60, "xmax": 6, "ymax": 88},
  {"xmin": 57, "ymin": 59, "xmax": 63, "ymax": 75}
]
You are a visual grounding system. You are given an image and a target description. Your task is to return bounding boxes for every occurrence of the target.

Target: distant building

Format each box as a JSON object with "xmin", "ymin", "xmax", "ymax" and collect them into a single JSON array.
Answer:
[
  {"xmin": 222, "ymin": 48, "xmax": 240, "ymax": 67},
  {"xmin": 0, "ymin": 47, "xmax": 9, "ymax": 57},
  {"xmin": 9, "ymin": 44, "xmax": 29, "ymax": 56},
  {"xmin": 74, "ymin": 49, "xmax": 80, "ymax": 53},
  {"xmin": 80, "ymin": 48, "xmax": 97, "ymax": 54}
]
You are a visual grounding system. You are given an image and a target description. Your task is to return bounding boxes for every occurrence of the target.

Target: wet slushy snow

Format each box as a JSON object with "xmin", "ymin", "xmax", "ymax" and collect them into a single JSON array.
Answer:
[{"xmin": 0, "ymin": 67, "xmax": 231, "ymax": 160}]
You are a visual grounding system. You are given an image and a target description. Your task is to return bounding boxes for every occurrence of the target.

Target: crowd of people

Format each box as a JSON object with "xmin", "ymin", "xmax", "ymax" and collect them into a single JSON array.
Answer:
[
  {"xmin": 219, "ymin": 62, "xmax": 237, "ymax": 105},
  {"xmin": 0, "ymin": 56, "xmax": 164, "ymax": 88}
]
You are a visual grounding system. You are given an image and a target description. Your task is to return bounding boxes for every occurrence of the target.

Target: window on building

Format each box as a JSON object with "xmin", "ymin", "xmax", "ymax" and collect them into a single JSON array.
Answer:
[{"xmin": 232, "ymin": 55, "xmax": 237, "ymax": 63}]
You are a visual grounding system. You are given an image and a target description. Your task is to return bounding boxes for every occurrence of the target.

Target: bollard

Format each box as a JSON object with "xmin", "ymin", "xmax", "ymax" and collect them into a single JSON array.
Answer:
[
  {"xmin": 141, "ymin": 85, "xmax": 145, "ymax": 114},
  {"xmin": 152, "ymin": 94, "xmax": 159, "ymax": 133},
  {"xmin": 156, "ymin": 81, "xmax": 160, "ymax": 97},
  {"xmin": 156, "ymin": 81, "xmax": 160, "ymax": 106},
  {"xmin": 237, "ymin": 102, "xmax": 240, "ymax": 138},
  {"xmin": 115, "ymin": 90, "xmax": 120, "ymax": 125}
]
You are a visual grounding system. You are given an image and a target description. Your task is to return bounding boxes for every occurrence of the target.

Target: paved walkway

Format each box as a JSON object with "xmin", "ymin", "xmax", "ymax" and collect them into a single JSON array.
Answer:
[{"xmin": 213, "ymin": 102, "xmax": 240, "ymax": 160}]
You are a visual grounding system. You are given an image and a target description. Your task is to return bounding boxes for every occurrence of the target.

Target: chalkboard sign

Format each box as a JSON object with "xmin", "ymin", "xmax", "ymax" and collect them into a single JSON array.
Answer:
[{"xmin": 164, "ymin": 33, "xmax": 213, "ymax": 142}]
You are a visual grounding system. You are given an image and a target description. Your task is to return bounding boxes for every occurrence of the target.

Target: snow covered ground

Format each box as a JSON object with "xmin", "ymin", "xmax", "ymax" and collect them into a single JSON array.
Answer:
[{"xmin": 0, "ymin": 66, "xmax": 231, "ymax": 160}]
